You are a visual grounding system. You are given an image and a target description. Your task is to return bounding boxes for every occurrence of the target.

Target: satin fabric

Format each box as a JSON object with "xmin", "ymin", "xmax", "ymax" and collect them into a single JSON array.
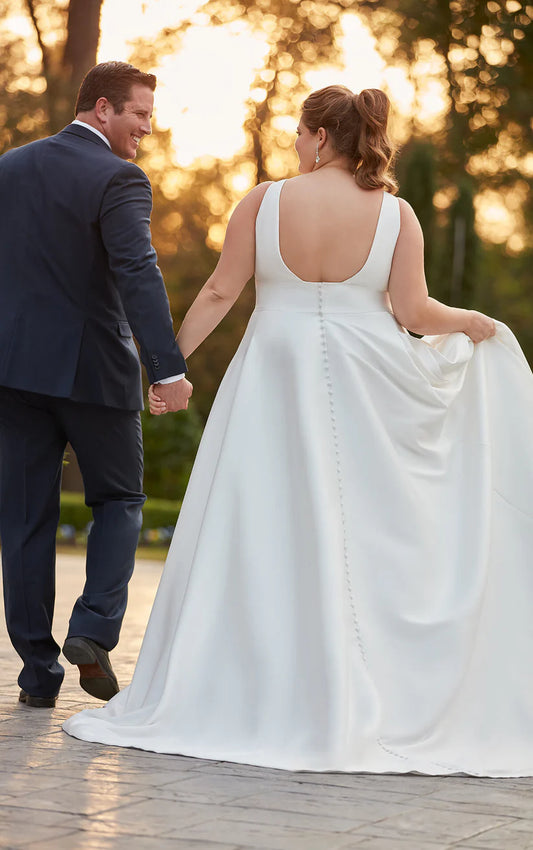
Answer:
[{"xmin": 64, "ymin": 182, "xmax": 533, "ymax": 776}]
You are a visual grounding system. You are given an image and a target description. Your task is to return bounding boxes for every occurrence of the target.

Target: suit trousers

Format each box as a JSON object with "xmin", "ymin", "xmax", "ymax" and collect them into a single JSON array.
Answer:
[{"xmin": 0, "ymin": 386, "xmax": 145, "ymax": 697}]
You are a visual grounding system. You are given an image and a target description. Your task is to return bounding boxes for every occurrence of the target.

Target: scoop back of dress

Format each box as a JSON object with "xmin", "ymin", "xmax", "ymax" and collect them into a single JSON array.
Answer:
[{"xmin": 64, "ymin": 180, "xmax": 533, "ymax": 776}]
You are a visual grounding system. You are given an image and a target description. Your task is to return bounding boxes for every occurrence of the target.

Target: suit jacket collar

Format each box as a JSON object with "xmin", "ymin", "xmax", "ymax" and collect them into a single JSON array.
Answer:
[{"xmin": 59, "ymin": 123, "xmax": 113, "ymax": 152}]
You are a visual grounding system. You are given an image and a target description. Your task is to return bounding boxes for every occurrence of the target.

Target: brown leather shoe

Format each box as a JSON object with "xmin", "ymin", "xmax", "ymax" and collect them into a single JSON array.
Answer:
[
  {"xmin": 62, "ymin": 636, "xmax": 119, "ymax": 701},
  {"xmin": 19, "ymin": 689, "xmax": 57, "ymax": 708}
]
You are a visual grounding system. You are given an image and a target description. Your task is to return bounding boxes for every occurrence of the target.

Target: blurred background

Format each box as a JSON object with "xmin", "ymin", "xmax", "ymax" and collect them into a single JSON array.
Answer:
[{"xmin": 1, "ymin": 0, "xmax": 531, "ymax": 545}]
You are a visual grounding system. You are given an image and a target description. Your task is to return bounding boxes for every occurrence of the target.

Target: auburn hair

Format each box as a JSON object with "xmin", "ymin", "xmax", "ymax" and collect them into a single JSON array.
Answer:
[
  {"xmin": 75, "ymin": 61, "xmax": 157, "ymax": 116},
  {"xmin": 301, "ymin": 85, "xmax": 398, "ymax": 194}
]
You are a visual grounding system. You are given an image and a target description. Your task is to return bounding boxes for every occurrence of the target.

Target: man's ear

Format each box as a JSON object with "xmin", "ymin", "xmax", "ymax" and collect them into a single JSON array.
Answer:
[{"xmin": 94, "ymin": 97, "xmax": 111, "ymax": 123}]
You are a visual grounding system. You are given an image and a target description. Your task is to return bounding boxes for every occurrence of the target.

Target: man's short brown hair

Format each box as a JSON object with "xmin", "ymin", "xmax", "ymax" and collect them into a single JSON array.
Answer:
[{"xmin": 75, "ymin": 61, "xmax": 157, "ymax": 116}]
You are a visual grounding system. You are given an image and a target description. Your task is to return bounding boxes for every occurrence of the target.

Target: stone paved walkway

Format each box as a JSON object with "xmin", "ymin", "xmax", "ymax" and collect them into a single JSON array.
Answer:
[{"xmin": 1, "ymin": 554, "xmax": 533, "ymax": 849}]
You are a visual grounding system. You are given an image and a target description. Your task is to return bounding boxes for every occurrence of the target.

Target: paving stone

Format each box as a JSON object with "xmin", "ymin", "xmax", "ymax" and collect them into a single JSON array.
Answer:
[
  {"xmin": 0, "ymin": 825, "xmax": 81, "ymax": 848},
  {"xmin": 32, "ymin": 763, "xmax": 193, "ymax": 787},
  {"xmin": 199, "ymin": 801, "xmax": 366, "ymax": 832},
  {"xmin": 3, "ymin": 786, "xmax": 148, "ymax": 816},
  {"xmin": 419, "ymin": 782, "xmax": 533, "ymax": 817},
  {"xmin": 0, "ymin": 770, "xmax": 73, "ymax": 795},
  {"xmin": 23, "ymin": 834, "xmax": 241, "ymax": 850},
  {"xmin": 0, "ymin": 804, "xmax": 79, "ymax": 835},
  {"xmin": 88, "ymin": 798, "xmax": 229, "ymax": 837},
  {"xmin": 139, "ymin": 773, "xmax": 274, "ymax": 804},
  {"xmin": 230, "ymin": 789, "xmax": 410, "ymax": 822},
  {"xmin": 350, "ymin": 840, "xmax": 450, "ymax": 849},
  {"xmin": 294, "ymin": 771, "xmax": 444, "ymax": 796},
  {"xmin": 352, "ymin": 807, "xmax": 514, "ymax": 843},
  {"xmin": 453, "ymin": 818, "xmax": 533, "ymax": 848},
  {"xmin": 172, "ymin": 818, "xmax": 363, "ymax": 849},
  {"xmin": 1, "ymin": 554, "xmax": 533, "ymax": 850}
]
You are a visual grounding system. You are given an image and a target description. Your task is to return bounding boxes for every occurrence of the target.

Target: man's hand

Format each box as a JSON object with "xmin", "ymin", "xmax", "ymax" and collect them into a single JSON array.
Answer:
[{"xmin": 149, "ymin": 378, "xmax": 192, "ymax": 414}]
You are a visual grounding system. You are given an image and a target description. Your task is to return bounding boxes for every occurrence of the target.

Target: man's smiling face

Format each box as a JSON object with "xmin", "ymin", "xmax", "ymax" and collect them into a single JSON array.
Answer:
[{"xmin": 100, "ymin": 83, "xmax": 153, "ymax": 160}]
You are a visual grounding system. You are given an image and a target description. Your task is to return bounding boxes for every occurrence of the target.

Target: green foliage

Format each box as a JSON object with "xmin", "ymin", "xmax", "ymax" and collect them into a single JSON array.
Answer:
[
  {"xmin": 0, "ymin": 0, "xmax": 103, "ymax": 147},
  {"xmin": 446, "ymin": 180, "xmax": 479, "ymax": 307},
  {"xmin": 163, "ymin": 0, "xmax": 349, "ymax": 183},
  {"xmin": 59, "ymin": 490, "xmax": 182, "ymax": 532},
  {"xmin": 397, "ymin": 141, "xmax": 437, "ymax": 279},
  {"xmin": 140, "ymin": 400, "xmax": 204, "ymax": 501},
  {"xmin": 0, "ymin": 0, "xmax": 48, "ymax": 153},
  {"xmin": 59, "ymin": 490, "xmax": 92, "ymax": 530},
  {"xmin": 137, "ymin": 137, "xmax": 257, "ymax": 421},
  {"xmin": 477, "ymin": 246, "xmax": 533, "ymax": 351},
  {"xmin": 141, "ymin": 497, "xmax": 181, "ymax": 530},
  {"xmin": 1, "ymin": 0, "xmax": 531, "ymax": 413},
  {"xmin": 356, "ymin": 0, "xmax": 532, "ymax": 175}
]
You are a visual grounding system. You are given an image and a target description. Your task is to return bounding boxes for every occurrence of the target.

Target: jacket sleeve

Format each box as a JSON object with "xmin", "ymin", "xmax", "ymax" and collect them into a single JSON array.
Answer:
[{"xmin": 99, "ymin": 161, "xmax": 187, "ymax": 383}]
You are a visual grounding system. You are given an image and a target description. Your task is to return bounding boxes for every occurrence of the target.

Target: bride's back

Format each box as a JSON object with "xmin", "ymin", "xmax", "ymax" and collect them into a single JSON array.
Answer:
[{"xmin": 279, "ymin": 170, "xmax": 385, "ymax": 283}]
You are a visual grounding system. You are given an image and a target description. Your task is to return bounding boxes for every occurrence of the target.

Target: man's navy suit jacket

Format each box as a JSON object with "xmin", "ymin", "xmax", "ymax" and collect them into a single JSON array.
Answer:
[{"xmin": 0, "ymin": 123, "xmax": 186, "ymax": 410}]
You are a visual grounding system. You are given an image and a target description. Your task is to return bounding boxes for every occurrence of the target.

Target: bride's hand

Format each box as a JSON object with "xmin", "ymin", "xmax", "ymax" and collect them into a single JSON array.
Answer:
[
  {"xmin": 148, "ymin": 384, "xmax": 167, "ymax": 415},
  {"xmin": 464, "ymin": 311, "xmax": 497, "ymax": 343}
]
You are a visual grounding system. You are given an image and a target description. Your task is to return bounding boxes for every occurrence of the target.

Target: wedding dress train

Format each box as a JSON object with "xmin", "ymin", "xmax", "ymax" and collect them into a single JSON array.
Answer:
[{"xmin": 64, "ymin": 181, "xmax": 533, "ymax": 776}]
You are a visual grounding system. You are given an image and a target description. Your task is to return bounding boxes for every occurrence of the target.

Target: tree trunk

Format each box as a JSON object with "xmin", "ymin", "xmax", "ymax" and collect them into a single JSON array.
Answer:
[
  {"xmin": 26, "ymin": 0, "xmax": 104, "ymax": 134},
  {"xmin": 63, "ymin": 0, "xmax": 104, "ymax": 90},
  {"xmin": 448, "ymin": 181, "xmax": 478, "ymax": 307}
]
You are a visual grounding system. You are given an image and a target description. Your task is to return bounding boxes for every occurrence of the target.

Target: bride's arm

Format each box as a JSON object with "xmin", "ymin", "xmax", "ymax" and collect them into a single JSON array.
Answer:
[
  {"xmin": 388, "ymin": 199, "xmax": 495, "ymax": 342},
  {"xmin": 176, "ymin": 181, "xmax": 272, "ymax": 359}
]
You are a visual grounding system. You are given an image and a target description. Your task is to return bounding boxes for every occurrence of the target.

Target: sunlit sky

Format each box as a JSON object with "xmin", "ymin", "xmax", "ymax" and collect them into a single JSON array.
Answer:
[
  {"xmin": 6, "ymin": 0, "xmax": 524, "ymax": 250},
  {"xmin": 98, "ymin": 0, "xmax": 525, "ymax": 249},
  {"xmin": 98, "ymin": 0, "xmax": 444, "ymax": 166}
]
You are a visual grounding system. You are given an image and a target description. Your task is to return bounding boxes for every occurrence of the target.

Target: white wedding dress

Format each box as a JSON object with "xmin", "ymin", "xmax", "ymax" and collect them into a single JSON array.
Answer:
[{"xmin": 64, "ymin": 181, "xmax": 533, "ymax": 776}]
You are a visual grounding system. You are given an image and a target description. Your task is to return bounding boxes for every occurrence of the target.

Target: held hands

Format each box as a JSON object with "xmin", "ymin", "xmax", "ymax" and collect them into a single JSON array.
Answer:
[
  {"xmin": 464, "ymin": 311, "xmax": 497, "ymax": 344},
  {"xmin": 149, "ymin": 378, "xmax": 193, "ymax": 415}
]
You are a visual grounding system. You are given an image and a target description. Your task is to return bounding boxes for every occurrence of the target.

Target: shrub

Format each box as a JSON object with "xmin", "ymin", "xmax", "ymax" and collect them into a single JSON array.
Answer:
[
  {"xmin": 58, "ymin": 491, "xmax": 181, "ymax": 544},
  {"xmin": 141, "ymin": 401, "xmax": 203, "ymax": 501}
]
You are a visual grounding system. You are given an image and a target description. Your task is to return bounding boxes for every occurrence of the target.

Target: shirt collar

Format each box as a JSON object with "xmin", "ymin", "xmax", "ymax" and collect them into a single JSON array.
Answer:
[{"xmin": 71, "ymin": 120, "xmax": 111, "ymax": 149}]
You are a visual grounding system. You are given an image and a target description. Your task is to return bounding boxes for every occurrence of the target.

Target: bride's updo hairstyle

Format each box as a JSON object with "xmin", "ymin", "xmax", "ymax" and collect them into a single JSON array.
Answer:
[{"xmin": 301, "ymin": 85, "xmax": 398, "ymax": 193}]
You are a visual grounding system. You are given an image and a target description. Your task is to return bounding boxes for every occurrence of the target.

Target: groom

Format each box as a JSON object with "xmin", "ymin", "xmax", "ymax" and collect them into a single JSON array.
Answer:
[{"xmin": 0, "ymin": 61, "xmax": 192, "ymax": 707}]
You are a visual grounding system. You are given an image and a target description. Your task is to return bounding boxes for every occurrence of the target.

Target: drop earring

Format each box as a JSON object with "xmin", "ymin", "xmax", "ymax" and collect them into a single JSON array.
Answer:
[{"xmin": 315, "ymin": 143, "xmax": 320, "ymax": 164}]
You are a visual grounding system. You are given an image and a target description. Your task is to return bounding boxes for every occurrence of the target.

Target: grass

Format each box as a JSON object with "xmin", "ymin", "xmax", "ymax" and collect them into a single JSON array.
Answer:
[{"xmin": 55, "ymin": 544, "xmax": 169, "ymax": 562}]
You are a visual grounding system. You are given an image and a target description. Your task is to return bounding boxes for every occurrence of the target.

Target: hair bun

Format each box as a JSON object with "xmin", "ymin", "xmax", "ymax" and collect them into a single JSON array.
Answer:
[
  {"xmin": 356, "ymin": 89, "xmax": 390, "ymax": 128},
  {"xmin": 300, "ymin": 84, "xmax": 398, "ymax": 193}
]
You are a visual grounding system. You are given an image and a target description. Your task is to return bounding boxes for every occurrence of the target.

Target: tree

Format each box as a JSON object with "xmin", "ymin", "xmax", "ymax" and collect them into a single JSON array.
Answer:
[
  {"xmin": 356, "ymin": 0, "xmax": 531, "ymax": 312},
  {"xmin": 0, "ymin": 0, "xmax": 47, "ymax": 153},
  {"xmin": 0, "ymin": 0, "xmax": 103, "ymax": 153},
  {"xmin": 140, "ymin": 402, "xmax": 204, "ymax": 501},
  {"xmin": 132, "ymin": 123, "xmax": 251, "ymax": 421},
  {"xmin": 160, "ymin": 0, "xmax": 351, "ymax": 184},
  {"xmin": 4, "ymin": 0, "xmax": 531, "ymax": 407},
  {"xmin": 356, "ymin": 0, "xmax": 532, "ymax": 171},
  {"xmin": 447, "ymin": 179, "xmax": 478, "ymax": 306},
  {"xmin": 26, "ymin": 0, "xmax": 104, "ymax": 132},
  {"xmin": 397, "ymin": 141, "xmax": 437, "ymax": 281}
]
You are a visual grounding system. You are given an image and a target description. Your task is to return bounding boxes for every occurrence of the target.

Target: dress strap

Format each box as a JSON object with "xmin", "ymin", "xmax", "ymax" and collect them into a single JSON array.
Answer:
[
  {"xmin": 255, "ymin": 180, "xmax": 287, "ymax": 281},
  {"xmin": 356, "ymin": 192, "xmax": 400, "ymax": 285}
]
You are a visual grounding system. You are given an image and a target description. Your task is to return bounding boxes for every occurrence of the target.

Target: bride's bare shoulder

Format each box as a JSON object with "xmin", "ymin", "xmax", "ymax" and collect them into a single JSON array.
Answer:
[
  {"xmin": 396, "ymin": 197, "xmax": 424, "ymax": 237},
  {"xmin": 247, "ymin": 180, "xmax": 274, "ymax": 203},
  {"xmin": 226, "ymin": 180, "xmax": 273, "ymax": 223}
]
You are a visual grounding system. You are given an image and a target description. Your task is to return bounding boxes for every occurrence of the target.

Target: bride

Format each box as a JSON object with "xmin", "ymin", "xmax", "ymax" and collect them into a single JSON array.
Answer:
[{"xmin": 63, "ymin": 85, "xmax": 533, "ymax": 777}]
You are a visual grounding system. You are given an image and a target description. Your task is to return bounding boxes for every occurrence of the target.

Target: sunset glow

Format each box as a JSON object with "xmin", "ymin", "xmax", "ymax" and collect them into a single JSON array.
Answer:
[
  {"xmin": 98, "ymin": 0, "xmax": 267, "ymax": 165},
  {"xmin": 98, "ymin": 1, "xmax": 448, "ymax": 166},
  {"xmin": 3, "ymin": 0, "xmax": 526, "ymax": 253}
]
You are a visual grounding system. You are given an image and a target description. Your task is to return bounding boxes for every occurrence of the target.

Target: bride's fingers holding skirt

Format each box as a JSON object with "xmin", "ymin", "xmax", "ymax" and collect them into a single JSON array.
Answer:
[{"xmin": 465, "ymin": 310, "xmax": 497, "ymax": 343}]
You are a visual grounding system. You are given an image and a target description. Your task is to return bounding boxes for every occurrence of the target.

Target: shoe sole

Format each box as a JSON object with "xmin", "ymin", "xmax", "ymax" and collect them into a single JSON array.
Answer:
[
  {"xmin": 63, "ymin": 639, "xmax": 119, "ymax": 701},
  {"xmin": 19, "ymin": 692, "xmax": 56, "ymax": 708}
]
